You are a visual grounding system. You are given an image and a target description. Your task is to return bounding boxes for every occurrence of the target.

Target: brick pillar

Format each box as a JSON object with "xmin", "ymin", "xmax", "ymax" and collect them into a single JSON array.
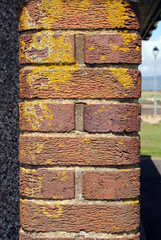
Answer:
[{"xmin": 19, "ymin": 1, "xmax": 141, "ymax": 239}]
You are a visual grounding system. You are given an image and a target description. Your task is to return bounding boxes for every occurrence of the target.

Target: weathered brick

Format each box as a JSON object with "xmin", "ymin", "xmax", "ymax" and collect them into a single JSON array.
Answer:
[
  {"xmin": 20, "ymin": 168, "xmax": 75, "ymax": 199},
  {"xmin": 19, "ymin": 134, "xmax": 140, "ymax": 166},
  {"xmin": 82, "ymin": 169, "xmax": 140, "ymax": 200},
  {"xmin": 19, "ymin": 32, "xmax": 75, "ymax": 64},
  {"xmin": 20, "ymin": 199, "xmax": 140, "ymax": 233},
  {"xmin": 84, "ymin": 33, "xmax": 141, "ymax": 64},
  {"xmin": 20, "ymin": 66, "xmax": 141, "ymax": 99},
  {"xmin": 83, "ymin": 104, "xmax": 141, "ymax": 133},
  {"xmin": 19, "ymin": 101, "xmax": 75, "ymax": 132},
  {"xmin": 19, "ymin": 1, "xmax": 140, "ymax": 31}
]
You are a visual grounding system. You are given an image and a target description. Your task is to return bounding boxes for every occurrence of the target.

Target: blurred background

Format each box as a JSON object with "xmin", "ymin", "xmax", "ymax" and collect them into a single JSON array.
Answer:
[{"xmin": 139, "ymin": 22, "xmax": 161, "ymax": 240}]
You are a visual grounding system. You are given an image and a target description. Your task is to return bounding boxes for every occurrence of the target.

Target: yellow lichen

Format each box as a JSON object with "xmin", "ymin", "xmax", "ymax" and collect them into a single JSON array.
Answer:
[
  {"xmin": 53, "ymin": 171, "xmax": 68, "ymax": 182},
  {"xmin": 109, "ymin": 68, "xmax": 135, "ymax": 89},
  {"xmin": 88, "ymin": 46, "xmax": 95, "ymax": 51},
  {"xmin": 118, "ymin": 139, "xmax": 124, "ymax": 145},
  {"xmin": 110, "ymin": 31, "xmax": 138, "ymax": 52},
  {"xmin": 94, "ymin": 105, "xmax": 109, "ymax": 114},
  {"xmin": 122, "ymin": 115, "xmax": 128, "ymax": 120},
  {"xmin": 19, "ymin": 0, "xmax": 135, "ymax": 30},
  {"xmin": 60, "ymin": 171, "xmax": 68, "ymax": 182},
  {"xmin": 19, "ymin": 7, "xmax": 34, "ymax": 30},
  {"xmin": 112, "ymin": 226, "xmax": 120, "ymax": 230},
  {"xmin": 100, "ymin": 55, "xmax": 106, "ymax": 61},
  {"xmin": 42, "ymin": 203, "xmax": 63, "ymax": 218},
  {"xmin": 24, "ymin": 171, "xmax": 44, "ymax": 197},
  {"xmin": 38, "ymin": 0, "xmax": 63, "ymax": 28},
  {"xmin": 59, "ymin": 143, "xmax": 65, "ymax": 147},
  {"xmin": 135, "ymin": 46, "xmax": 140, "ymax": 51},
  {"xmin": 21, "ymin": 64, "xmax": 79, "ymax": 92},
  {"xmin": 105, "ymin": 0, "xmax": 130, "ymax": 28},
  {"xmin": 81, "ymin": 137, "xmax": 90, "ymax": 144},
  {"xmin": 45, "ymin": 159, "xmax": 53, "ymax": 164},
  {"xmin": 20, "ymin": 101, "xmax": 54, "ymax": 131},
  {"xmin": 20, "ymin": 31, "xmax": 75, "ymax": 63}
]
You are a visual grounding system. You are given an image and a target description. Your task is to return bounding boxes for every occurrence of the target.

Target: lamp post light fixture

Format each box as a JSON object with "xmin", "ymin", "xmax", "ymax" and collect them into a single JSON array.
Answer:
[{"xmin": 153, "ymin": 46, "xmax": 159, "ymax": 115}]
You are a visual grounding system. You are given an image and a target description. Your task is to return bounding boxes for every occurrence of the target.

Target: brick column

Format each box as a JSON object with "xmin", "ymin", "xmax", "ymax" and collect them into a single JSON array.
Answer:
[{"xmin": 19, "ymin": 1, "xmax": 141, "ymax": 240}]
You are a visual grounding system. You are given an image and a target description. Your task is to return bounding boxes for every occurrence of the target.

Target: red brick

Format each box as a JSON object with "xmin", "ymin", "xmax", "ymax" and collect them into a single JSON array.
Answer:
[
  {"xmin": 84, "ymin": 34, "xmax": 141, "ymax": 64},
  {"xmin": 19, "ymin": 101, "xmax": 75, "ymax": 132},
  {"xmin": 20, "ymin": 168, "xmax": 75, "ymax": 199},
  {"xmin": 83, "ymin": 104, "xmax": 141, "ymax": 133},
  {"xmin": 19, "ymin": 32, "xmax": 75, "ymax": 64},
  {"xmin": 82, "ymin": 169, "xmax": 140, "ymax": 200},
  {"xmin": 19, "ymin": 134, "xmax": 140, "ymax": 166},
  {"xmin": 20, "ymin": 199, "xmax": 140, "ymax": 233},
  {"xmin": 19, "ymin": 66, "xmax": 141, "ymax": 99},
  {"xmin": 19, "ymin": 1, "xmax": 140, "ymax": 31}
]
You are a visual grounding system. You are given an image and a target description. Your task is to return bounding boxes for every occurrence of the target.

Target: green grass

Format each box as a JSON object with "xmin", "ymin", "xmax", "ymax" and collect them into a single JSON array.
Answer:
[
  {"xmin": 139, "ymin": 90, "xmax": 161, "ymax": 103},
  {"xmin": 140, "ymin": 121, "xmax": 161, "ymax": 159}
]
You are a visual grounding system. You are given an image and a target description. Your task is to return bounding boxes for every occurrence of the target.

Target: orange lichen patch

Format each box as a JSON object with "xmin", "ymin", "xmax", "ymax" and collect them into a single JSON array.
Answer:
[
  {"xmin": 20, "ymin": 64, "xmax": 79, "ymax": 92},
  {"xmin": 41, "ymin": 203, "xmax": 63, "ymax": 218},
  {"xmin": 110, "ymin": 31, "xmax": 138, "ymax": 52},
  {"xmin": 19, "ymin": 101, "xmax": 54, "ymax": 131},
  {"xmin": 19, "ymin": 31, "xmax": 75, "ymax": 64},
  {"xmin": 109, "ymin": 68, "xmax": 135, "ymax": 89}
]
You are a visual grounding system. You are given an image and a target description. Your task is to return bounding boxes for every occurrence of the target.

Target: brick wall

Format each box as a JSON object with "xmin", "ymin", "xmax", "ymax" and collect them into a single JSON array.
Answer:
[{"xmin": 19, "ymin": 1, "xmax": 141, "ymax": 239}]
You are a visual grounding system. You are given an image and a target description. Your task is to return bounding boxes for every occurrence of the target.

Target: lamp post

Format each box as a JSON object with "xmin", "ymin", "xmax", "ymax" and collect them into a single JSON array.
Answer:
[{"xmin": 153, "ymin": 46, "xmax": 159, "ymax": 115}]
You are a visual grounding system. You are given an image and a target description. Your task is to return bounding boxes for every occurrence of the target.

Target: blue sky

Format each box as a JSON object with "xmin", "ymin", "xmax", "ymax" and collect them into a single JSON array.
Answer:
[{"xmin": 139, "ymin": 21, "xmax": 161, "ymax": 76}]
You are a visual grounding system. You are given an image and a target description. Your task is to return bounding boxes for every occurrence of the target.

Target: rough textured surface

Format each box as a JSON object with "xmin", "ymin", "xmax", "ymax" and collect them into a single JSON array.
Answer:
[
  {"xmin": 20, "ymin": 66, "xmax": 141, "ymax": 99},
  {"xmin": 18, "ymin": 0, "xmax": 141, "ymax": 238},
  {"xmin": 20, "ymin": 236, "xmax": 73, "ymax": 240},
  {"xmin": 20, "ymin": 200, "xmax": 140, "ymax": 233},
  {"xmin": 19, "ymin": 0, "xmax": 140, "ymax": 31},
  {"xmin": 82, "ymin": 169, "xmax": 140, "ymax": 200},
  {"xmin": 0, "ymin": 1, "xmax": 20, "ymax": 239},
  {"xmin": 19, "ymin": 232, "xmax": 74, "ymax": 240},
  {"xmin": 19, "ymin": 231, "xmax": 140, "ymax": 240},
  {"xmin": 19, "ymin": 32, "xmax": 76, "ymax": 64},
  {"xmin": 20, "ymin": 168, "xmax": 75, "ymax": 199},
  {"xmin": 19, "ymin": 102, "xmax": 75, "ymax": 132},
  {"xmin": 84, "ymin": 104, "xmax": 141, "ymax": 133},
  {"xmin": 19, "ymin": 134, "xmax": 140, "ymax": 166},
  {"xmin": 84, "ymin": 34, "xmax": 141, "ymax": 64},
  {"xmin": 84, "ymin": 235, "xmax": 140, "ymax": 240}
]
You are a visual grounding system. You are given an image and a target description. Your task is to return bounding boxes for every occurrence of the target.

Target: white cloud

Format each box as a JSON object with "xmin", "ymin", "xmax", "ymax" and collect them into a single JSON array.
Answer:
[{"xmin": 139, "ymin": 36, "xmax": 161, "ymax": 76}]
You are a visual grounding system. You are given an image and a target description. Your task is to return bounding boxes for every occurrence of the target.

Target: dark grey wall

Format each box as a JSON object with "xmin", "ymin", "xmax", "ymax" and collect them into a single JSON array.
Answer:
[{"xmin": 0, "ymin": 0, "xmax": 20, "ymax": 239}]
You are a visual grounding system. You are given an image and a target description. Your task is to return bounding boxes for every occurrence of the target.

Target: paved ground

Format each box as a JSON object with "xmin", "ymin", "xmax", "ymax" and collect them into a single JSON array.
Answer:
[
  {"xmin": 142, "ymin": 103, "xmax": 161, "ymax": 115},
  {"xmin": 140, "ymin": 156, "xmax": 161, "ymax": 240}
]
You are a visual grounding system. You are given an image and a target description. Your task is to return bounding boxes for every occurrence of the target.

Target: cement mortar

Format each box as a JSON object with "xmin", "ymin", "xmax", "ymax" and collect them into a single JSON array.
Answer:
[{"xmin": 0, "ymin": 0, "xmax": 21, "ymax": 239}]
